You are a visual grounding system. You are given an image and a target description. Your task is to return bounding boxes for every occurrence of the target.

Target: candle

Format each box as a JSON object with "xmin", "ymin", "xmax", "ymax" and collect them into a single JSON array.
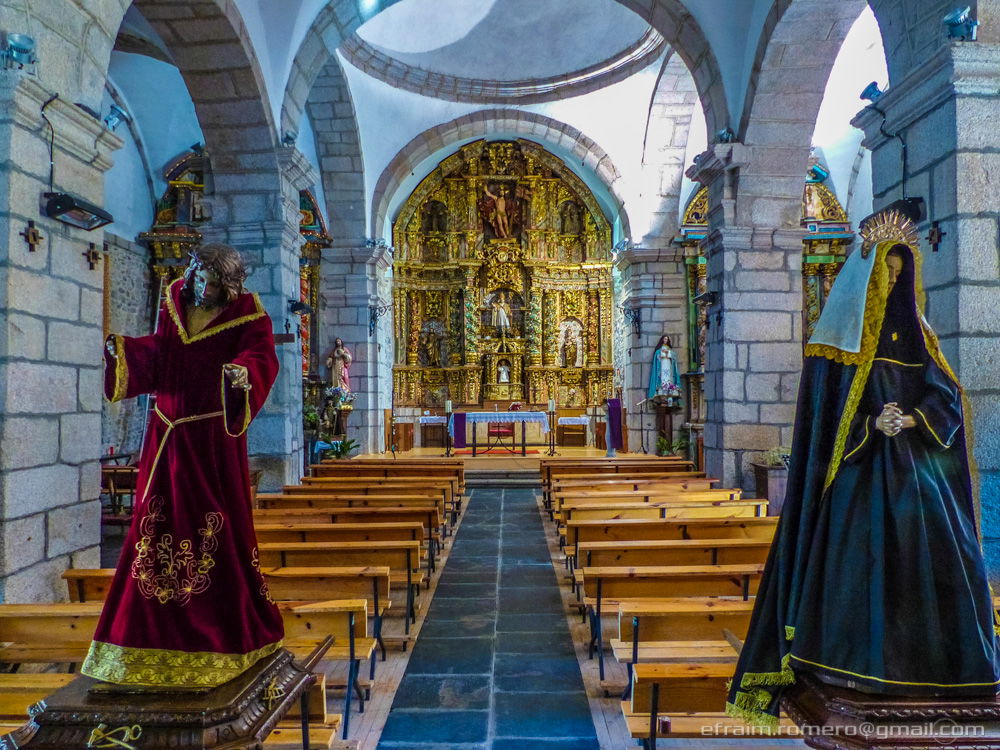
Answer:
[
  {"xmin": 445, "ymin": 400, "xmax": 453, "ymax": 413},
  {"xmin": 547, "ymin": 398, "xmax": 555, "ymax": 413}
]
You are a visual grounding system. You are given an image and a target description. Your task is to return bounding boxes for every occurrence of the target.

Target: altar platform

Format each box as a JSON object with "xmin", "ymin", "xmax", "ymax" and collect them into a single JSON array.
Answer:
[{"xmin": 357, "ymin": 446, "xmax": 615, "ymax": 472}]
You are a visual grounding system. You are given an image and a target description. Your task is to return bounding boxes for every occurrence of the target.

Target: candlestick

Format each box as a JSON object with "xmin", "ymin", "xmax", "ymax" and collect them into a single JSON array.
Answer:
[
  {"xmin": 445, "ymin": 400, "xmax": 453, "ymax": 413},
  {"xmin": 547, "ymin": 398, "xmax": 555, "ymax": 413}
]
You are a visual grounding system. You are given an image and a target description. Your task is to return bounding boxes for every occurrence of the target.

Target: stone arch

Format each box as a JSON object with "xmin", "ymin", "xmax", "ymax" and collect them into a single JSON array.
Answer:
[
  {"xmin": 281, "ymin": 0, "xmax": 728, "ymax": 141},
  {"xmin": 369, "ymin": 111, "xmax": 630, "ymax": 240},
  {"xmin": 125, "ymin": 0, "xmax": 282, "ymax": 220},
  {"xmin": 637, "ymin": 49, "xmax": 701, "ymax": 246},
  {"xmin": 306, "ymin": 54, "xmax": 365, "ymax": 245},
  {"xmin": 867, "ymin": 0, "xmax": 965, "ymax": 83},
  {"xmin": 737, "ymin": 0, "xmax": 869, "ymax": 227}
]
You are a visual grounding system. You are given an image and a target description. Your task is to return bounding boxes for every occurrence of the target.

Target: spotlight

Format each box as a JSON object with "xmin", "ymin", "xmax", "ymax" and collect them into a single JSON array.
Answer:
[
  {"xmin": 807, "ymin": 164, "xmax": 830, "ymax": 182},
  {"xmin": 943, "ymin": 6, "xmax": 978, "ymax": 40},
  {"xmin": 43, "ymin": 192, "xmax": 114, "ymax": 231},
  {"xmin": 281, "ymin": 130, "xmax": 298, "ymax": 147},
  {"xmin": 103, "ymin": 104, "xmax": 131, "ymax": 132},
  {"xmin": 288, "ymin": 299, "xmax": 313, "ymax": 316},
  {"xmin": 715, "ymin": 127, "xmax": 736, "ymax": 144},
  {"xmin": 860, "ymin": 81, "xmax": 883, "ymax": 102},
  {"xmin": 1, "ymin": 33, "xmax": 36, "ymax": 68}
]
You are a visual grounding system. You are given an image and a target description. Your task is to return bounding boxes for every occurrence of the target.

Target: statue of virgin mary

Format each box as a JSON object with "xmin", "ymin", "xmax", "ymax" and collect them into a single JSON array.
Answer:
[
  {"xmin": 647, "ymin": 334, "xmax": 681, "ymax": 406},
  {"xmin": 726, "ymin": 211, "xmax": 1000, "ymax": 727}
]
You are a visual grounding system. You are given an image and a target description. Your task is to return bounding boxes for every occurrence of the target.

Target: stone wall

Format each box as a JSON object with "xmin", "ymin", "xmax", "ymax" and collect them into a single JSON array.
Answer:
[
  {"xmin": 101, "ymin": 234, "xmax": 155, "ymax": 456},
  {"xmin": 0, "ymin": 73, "xmax": 121, "ymax": 602},
  {"xmin": 616, "ymin": 247, "xmax": 689, "ymax": 453}
]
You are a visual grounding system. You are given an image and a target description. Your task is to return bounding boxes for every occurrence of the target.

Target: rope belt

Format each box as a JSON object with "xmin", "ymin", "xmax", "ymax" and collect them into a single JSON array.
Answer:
[{"xmin": 139, "ymin": 407, "xmax": 225, "ymax": 504}]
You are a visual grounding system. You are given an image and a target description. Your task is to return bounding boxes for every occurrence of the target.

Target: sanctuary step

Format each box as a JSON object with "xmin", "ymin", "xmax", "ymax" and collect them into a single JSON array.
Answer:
[{"xmin": 465, "ymin": 469, "xmax": 539, "ymax": 489}]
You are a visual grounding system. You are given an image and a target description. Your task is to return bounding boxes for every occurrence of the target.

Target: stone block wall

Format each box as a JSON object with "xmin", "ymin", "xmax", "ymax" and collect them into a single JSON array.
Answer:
[
  {"xmin": 319, "ymin": 244, "xmax": 393, "ymax": 455},
  {"xmin": 615, "ymin": 247, "xmax": 689, "ymax": 453},
  {"xmin": 0, "ymin": 73, "xmax": 121, "ymax": 602},
  {"xmin": 101, "ymin": 234, "xmax": 155, "ymax": 456}
]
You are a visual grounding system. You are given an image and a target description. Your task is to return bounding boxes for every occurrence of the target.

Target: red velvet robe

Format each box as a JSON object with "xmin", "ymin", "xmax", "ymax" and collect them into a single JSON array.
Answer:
[{"xmin": 81, "ymin": 279, "xmax": 284, "ymax": 689}]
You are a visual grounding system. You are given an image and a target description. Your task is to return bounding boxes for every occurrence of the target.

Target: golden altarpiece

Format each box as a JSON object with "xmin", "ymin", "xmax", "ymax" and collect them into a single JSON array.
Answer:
[{"xmin": 392, "ymin": 140, "xmax": 614, "ymax": 409}]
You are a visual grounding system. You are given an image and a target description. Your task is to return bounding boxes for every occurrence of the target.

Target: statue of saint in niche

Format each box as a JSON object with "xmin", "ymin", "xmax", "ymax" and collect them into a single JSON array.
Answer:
[
  {"xmin": 560, "ymin": 201, "xmax": 581, "ymax": 235},
  {"xmin": 491, "ymin": 292, "xmax": 512, "ymax": 336},
  {"xmin": 420, "ymin": 329, "xmax": 442, "ymax": 368},
  {"xmin": 497, "ymin": 359, "xmax": 511, "ymax": 384},
  {"xmin": 422, "ymin": 200, "xmax": 448, "ymax": 232}
]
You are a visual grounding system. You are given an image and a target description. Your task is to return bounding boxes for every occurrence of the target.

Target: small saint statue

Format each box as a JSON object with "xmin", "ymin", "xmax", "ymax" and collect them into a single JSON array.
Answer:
[
  {"xmin": 648, "ymin": 334, "xmax": 681, "ymax": 407},
  {"xmin": 326, "ymin": 337, "xmax": 352, "ymax": 391},
  {"xmin": 491, "ymin": 292, "xmax": 511, "ymax": 335},
  {"xmin": 497, "ymin": 360, "xmax": 511, "ymax": 384}
]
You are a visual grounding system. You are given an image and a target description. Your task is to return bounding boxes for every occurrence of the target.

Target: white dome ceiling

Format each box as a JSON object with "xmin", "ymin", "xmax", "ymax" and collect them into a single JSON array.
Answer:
[{"xmin": 356, "ymin": 0, "xmax": 652, "ymax": 81}]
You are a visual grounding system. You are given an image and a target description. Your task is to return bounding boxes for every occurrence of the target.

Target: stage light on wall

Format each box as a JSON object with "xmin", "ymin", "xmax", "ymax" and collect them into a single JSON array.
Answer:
[
  {"xmin": 103, "ymin": 104, "xmax": 131, "ymax": 132},
  {"xmin": 1, "ymin": 33, "xmax": 36, "ymax": 69},
  {"xmin": 943, "ymin": 6, "xmax": 978, "ymax": 40},
  {"xmin": 715, "ymin": 127, "xmax": 736, "ymax": 144},
  {"xmin": 288, "ymin": 299, "xmax": 313, "ymax": 316},
  {"xmin": 281, "ymin": 130, "xmax": 298, "ymax": 147},
  {"xmin": 43, "ymin": 192, "xmax": 114, "ymax": 231},
  {"xmin": 860, "ymin": 81, "xmax": 884, "ymax": 103}
]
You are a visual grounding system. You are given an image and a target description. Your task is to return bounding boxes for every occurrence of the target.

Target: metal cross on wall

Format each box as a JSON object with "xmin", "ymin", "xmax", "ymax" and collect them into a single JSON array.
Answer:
[
  {"xmin": 19, "ymin": 220, "xmax": 43, "ymax": 252},
  {"xmin": 82, "ymin": 242, "xmax": 103, "ymax": 270}
]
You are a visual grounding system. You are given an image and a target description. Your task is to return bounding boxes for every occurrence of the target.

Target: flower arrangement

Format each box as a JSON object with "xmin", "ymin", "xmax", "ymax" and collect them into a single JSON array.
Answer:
[{"xmin": 325, "ymin": 386, "xmax": 357, "ymax": 408}]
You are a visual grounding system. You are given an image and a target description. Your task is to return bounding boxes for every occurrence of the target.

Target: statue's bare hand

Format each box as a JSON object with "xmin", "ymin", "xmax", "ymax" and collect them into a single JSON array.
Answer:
[
  {"xmin": 875, "ymin": 402, "xmax": 903, "ymax": 437},
  {"xmin": 224, "ymin": 364, "xmax": 252, "ymax": 391}
]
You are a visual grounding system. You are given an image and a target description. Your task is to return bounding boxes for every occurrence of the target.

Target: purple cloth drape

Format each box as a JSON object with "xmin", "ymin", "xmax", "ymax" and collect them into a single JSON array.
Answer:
[
  {"xmin": 606, "ymin": 398, "xmax": 624, "ymax": 450},
  {"xmin": 452, "ymin": 412, "xmax": 467, "ymax": 449}
]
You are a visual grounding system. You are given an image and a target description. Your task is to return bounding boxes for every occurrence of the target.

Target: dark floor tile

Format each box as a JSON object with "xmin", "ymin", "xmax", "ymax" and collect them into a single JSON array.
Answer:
[
  {"xmin": 427, "ymin": 597, "xmax": 497, "ymax": 617},
  {"xmin": 498, "ymin": 588, "xmax": 564, "ymax": 612},
  {"xmin": 497, "ymin": 568, "xmax": 558, "ymax": 586},
  {"xmin": 494, "ymin": 692, "xmax": 595, "ymax": 738},
  {"xmin": 491, "ymin": 740, "xmax": 599, "ymax": 750},
  {"xmin": 434, "ymin": 581, "xmax": 498, "ymax": 598},
  {"xmin": 379, "ymin": 710, "xmax": 489, "ymax": 744},
  {"xmin": 437, "ymin": 570, "xmax": 498, "ymax": 584},
  {"xmin": 392, "ymin": 675, "xmax": 490, "ymax": 709},
  {"xmin": 496, "ymin": 612, "xmax": 570, "ymax": 632},
  {"xmin": 404, "ymin": 636, "xmax": 494, "ymax": 675},
  {"xmin": 419, "ymin": 613, "xmax": 495, "ymax": 638},
  {"xmin": 380, "ymin": 745, "xmax": 485, "ymax": 750},
  {"xmin": 493, "ymin": 654, "xmax": 587, "ymax": 692},
  {"xmin": 496, "ymin": 630, "xmax": 574, "ymax": 655},
  {"xmin": 499, "ymin": 559, "xmax": 553, "ymax": 569}
]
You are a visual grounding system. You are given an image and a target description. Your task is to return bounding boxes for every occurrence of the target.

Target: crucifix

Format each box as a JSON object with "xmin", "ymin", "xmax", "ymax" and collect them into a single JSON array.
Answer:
[
  {"xmin": 19, "ymin": 220, "xmax": 43, "ymax": 253},
  {"xmin": 926, "ymin": 221, "xmax": 947, "ymax": 253},
  {"xmin": 82, "ymin": 242, "xmax": 102, "ymax": 270}
]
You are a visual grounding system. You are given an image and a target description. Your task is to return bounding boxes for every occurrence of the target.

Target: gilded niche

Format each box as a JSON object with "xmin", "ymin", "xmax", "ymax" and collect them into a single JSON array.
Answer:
[{"xmin": 392, "ymin": 139, "xmax": 614, "ymax": 408}]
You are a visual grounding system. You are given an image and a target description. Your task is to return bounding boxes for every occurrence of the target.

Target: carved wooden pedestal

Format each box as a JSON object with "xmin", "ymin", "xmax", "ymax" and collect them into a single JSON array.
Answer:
[
  {"xmin": 3, "ymin": 646, "xmax": 324, "ymax": 750},
  {"xmin": 782, "ymin": 671, "xmax": 1000, "ymax": 749}
]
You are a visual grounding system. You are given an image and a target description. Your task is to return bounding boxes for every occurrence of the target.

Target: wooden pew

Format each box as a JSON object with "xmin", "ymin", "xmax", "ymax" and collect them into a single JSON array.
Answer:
[
  {"xmin": 310, "ymin": 462, "xmax": 464, "ymax": 495},
  {"xmin": 62, "ymin": 566, "xmax": 394, "ymax": 665},
  {"xmin": 565, "ymin": 516, "xmax": 779, "ymax": 568},
  {"xmin": 290, "ymin": 478, "xmax": 461, "ymax": 522},
  {"xmin": 581, "ymin": 564, "xmax": 764, "ymax": 680},
  {"xmin": 561, "ymin": 500, "xmax": 768, "ymax": 526},
  {"xmin": 257, "ymin": 540, "xmax": 422, "ymax": 635},
  {"xmin": 0, "ymin": 600, "xmax": 371, "ymax": 740}
]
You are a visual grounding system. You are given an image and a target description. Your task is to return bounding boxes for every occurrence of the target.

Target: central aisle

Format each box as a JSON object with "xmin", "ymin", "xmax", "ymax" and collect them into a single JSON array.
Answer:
[{"xmin": 378, "ymin": 487, "xmax": 599, "ymax": 749}]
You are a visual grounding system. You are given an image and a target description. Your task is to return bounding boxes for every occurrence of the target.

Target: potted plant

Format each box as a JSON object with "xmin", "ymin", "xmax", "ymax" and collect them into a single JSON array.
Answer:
[
  {"xmin": 319, "ymin": 438, "xmax": 360, "ymax": 460},
  {"xmin": 655, "ymin": 434, "xmax": 690, "ymax": 458},
  {"xmin": 751, "ymin": 447, "xmax": 791, "ymax": 515}
]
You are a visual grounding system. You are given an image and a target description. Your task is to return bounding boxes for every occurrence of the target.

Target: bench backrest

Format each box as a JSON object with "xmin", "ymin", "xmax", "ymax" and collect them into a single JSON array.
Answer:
[
  {"xmin": 580, "ymin": 538, "xmax": 772, "ymax": 568},
  {"xmin": 582, "ymin": 564, "xmax": 764, "ymax": 600},
  {"xmin": 567, "ymin": 516, "xmax": 779, "ymax": 552},
  {"xmin": 254, "ymin": 522, "xmax": 424, "ymax": 545},
  {"xmin": 618, "ymin": 599, "xmax": 755, "ymax": 643}
]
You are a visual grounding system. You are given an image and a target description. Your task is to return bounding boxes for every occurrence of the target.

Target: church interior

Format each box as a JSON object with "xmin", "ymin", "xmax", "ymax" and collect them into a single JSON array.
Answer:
[{"xmin": 1, "ymin": 0, "xmax": 999, "ymax": 747}]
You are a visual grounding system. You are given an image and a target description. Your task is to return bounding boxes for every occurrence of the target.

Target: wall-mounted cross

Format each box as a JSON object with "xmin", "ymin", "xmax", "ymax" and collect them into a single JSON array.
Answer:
[
  {"xmin": 82, "ymin": 242, "xmax": 102, "ymax": 270},
  {"xmin": 926, "ymin": 221, "xmax": 947, "ymax": 253},
  {"xmin": 19, "ymin": 220, "xmax": 44, "ymax": 252}
]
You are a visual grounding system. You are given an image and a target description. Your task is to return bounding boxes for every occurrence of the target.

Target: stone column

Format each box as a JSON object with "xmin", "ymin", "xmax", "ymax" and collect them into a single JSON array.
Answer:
[
  {"xmin": 615, "ymin": 247, "xmax": 688, "ymax": 453},
  {"xmin": 320, "ymin": 243, "xmax": 393, "ymax": 454},
  {"xmin": 687, "ymin": 144, "xmax": 804, "ymax": 488},
  {"xmin": 200, "ymin": 149, "xmax": 313, "ymax": 488},
  {"xmin": 0, "ymin": 73, "xmax": 122, "ymax": 601},
  {"xmin": 852, "ymin": 43, "xmax": 1000, "ymax": 568}
]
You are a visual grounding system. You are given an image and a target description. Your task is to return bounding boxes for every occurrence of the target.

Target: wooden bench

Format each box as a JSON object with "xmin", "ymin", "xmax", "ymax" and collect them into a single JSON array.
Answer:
[
  {"xmin": 581, "ymin": 564, "xmax": 764, "ymax": 680},
  {"xmin": 257, "ymin": 540, "xmax": 422, "ymax": 635},
  {"xmin": 565, "ymin": 516, "xmax": 779, "ymax": 568},
  {"xmin": 289, "ymin": 479, "xmax": 461, "ymax": 523},
  {"xmin": 0, "ymin": 600, "xmax": 370, "ymax": 740},
  {"xmin": 309, "ymin": 463, "xmax": 464, "ymax": 495}
]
